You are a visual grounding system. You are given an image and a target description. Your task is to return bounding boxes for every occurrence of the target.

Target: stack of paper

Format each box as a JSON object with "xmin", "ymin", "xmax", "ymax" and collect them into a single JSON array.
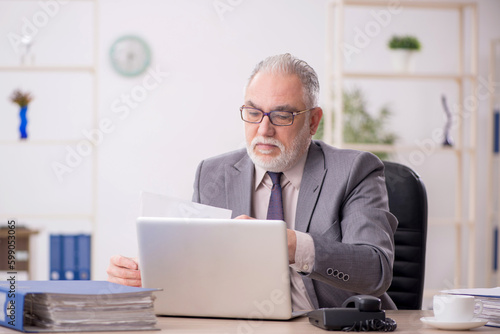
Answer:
[
  {"xmin": 443, "ymin": 287, "xmax": 500, "ymax": 328},
  {"xmin": 0, "ymin": 281, "xmax": 159, "ymax": 332}
]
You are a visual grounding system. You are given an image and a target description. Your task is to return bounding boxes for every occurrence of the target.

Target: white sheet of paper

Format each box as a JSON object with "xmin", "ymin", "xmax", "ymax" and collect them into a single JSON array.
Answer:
[{"xmin": 140, "ymin": 191, "xmax": 232, "ymax": 219}]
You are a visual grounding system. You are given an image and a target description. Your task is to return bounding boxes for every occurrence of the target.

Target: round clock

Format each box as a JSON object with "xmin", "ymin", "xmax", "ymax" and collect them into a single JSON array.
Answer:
[{"xmin": 109, "ymin": 35, "xmax": 151, "ymax": 77}]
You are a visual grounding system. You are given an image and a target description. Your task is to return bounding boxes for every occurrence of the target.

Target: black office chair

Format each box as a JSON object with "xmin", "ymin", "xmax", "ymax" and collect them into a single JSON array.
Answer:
[{"xmin": 383, "ymin": 161, "xmax": 428, "ymax": 310}]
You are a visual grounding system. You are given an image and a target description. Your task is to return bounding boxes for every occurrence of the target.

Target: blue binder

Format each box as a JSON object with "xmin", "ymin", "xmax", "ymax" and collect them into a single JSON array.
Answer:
[
  {"xmin": 49, "ymin": 235, "xmax": 63, "ymax": 280},
  {"xmin": 75, "ymin": 234, "xmax": 91, "ymax": 280},
  {"xmin": 0, "ymin": 280, "xmax": 158, "ymax": 332},
  {"xmin": 49, "ymin": 234, "xmax": 91, "ymax": 280},
  {"xmin": 62, "ymin": 235, "xmax": 76, "ymax": 280},
  {"xmin": 494, "ymin": 110, "xmax": 499, "ymax": 154}
]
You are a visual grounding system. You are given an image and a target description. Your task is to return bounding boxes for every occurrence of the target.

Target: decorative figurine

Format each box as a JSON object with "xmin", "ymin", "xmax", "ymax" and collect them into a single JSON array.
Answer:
[
  {"xmin": 10, "ymin": 89, "xmax": 34, "ymax": 140},
  {"xmin": 441, "ymin": 95, "xmax": 453, "ymax": 147},
  {"xmin": 20, "ymin": 35, "xmax": 35, "ymax": 65}
]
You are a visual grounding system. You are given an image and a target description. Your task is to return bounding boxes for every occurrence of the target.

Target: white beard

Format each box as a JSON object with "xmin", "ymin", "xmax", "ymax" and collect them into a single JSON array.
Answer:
[{"xmin": 246, "ymin": 120, "xmax": 312, "ymax": 172}]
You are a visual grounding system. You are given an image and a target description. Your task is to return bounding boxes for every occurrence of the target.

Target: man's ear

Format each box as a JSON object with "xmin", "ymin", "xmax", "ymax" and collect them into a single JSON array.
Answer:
[{"xmin": 309, "ymin": 107, "xmax": 323, "ymax": 135}]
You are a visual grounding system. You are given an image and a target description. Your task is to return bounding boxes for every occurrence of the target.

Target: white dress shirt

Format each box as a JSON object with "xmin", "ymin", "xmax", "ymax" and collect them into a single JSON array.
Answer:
[{"xmin": 252, "ymin": 152, "xmax": 316, "ymax": 311}]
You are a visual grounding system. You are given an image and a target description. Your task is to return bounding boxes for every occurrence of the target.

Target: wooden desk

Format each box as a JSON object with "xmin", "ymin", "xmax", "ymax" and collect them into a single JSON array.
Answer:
[
  {"xmin": 151, "ymin": 310, "xmax": 497, "ymax": 334},
  {"xmin": 0, "ymin": 310, "xmax": 496, "ymax": 333}
]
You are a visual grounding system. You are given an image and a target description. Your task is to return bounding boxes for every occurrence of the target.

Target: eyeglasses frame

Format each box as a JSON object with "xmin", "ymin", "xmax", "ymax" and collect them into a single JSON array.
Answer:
[{"xmin": 240, "ymin": 105, "xmax": 314, "ymax": 126}]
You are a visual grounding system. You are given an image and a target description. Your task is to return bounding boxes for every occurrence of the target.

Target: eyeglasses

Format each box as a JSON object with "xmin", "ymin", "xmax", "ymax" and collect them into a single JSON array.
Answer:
[{"xmin": 240, "ymin": 105, "xmax": 312, "ymax": 126}]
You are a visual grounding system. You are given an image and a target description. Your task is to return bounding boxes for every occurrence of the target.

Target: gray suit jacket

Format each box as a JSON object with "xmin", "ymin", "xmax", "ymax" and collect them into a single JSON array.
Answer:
[{"xmin": 192, "ymin": 140, "xmax": 398, "ymax": 309}]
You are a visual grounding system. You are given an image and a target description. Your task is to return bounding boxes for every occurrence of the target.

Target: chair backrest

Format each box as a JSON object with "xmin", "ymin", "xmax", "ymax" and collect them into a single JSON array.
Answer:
[{"xmin": 383, "ymin": 161, "xmax": 428, "ymax": 310}]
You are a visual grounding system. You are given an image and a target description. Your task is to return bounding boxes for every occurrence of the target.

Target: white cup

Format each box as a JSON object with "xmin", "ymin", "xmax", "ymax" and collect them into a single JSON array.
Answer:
[{"xmin": 433, "ymin": 294, "xmax": 483, "ymax": 322}]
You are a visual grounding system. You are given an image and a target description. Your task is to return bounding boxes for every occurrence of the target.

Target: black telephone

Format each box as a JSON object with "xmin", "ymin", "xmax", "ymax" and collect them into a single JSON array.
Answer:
[{"xmin": 307, "ymin": 295, "xmax": 396, "ymax": 331}]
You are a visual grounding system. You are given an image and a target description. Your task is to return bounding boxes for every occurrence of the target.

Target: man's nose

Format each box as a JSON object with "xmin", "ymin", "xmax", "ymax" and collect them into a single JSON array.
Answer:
[{"xmin": 257, "ymin": 114, "xmax": 276, "ymax": 137}]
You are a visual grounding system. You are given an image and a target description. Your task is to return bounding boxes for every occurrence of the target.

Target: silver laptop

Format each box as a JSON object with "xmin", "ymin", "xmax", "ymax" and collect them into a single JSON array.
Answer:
[{"xmin": 137, "ymin": 217, "xmax": 302, "ymax": 320}]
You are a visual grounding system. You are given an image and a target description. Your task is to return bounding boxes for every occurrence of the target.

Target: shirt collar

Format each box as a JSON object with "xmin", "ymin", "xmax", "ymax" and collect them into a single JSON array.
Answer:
[{"xmin": 253, "ymin": 149, "xmax": 309, "ymax": 191}]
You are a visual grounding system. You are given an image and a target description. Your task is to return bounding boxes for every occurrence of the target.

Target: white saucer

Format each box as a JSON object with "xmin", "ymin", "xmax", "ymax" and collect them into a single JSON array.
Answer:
[{"xmin": 420, "ymin": 317, "xmax": 488, "ymax": 330}]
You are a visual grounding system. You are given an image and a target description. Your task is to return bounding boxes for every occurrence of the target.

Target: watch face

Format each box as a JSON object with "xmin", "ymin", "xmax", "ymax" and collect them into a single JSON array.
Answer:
[{"xmin": 109, "ymin": 35, "xmax": 151, "ymax": 77}]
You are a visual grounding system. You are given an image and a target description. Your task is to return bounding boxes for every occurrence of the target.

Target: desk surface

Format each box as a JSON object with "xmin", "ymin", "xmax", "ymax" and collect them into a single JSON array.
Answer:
[
  {"xmin": 153, "ymin": 310, "xmax": 497, "ymax": 334},
  {"xmin": 0, "ymin": 310, "xmax": 496, "ymax": 333}
]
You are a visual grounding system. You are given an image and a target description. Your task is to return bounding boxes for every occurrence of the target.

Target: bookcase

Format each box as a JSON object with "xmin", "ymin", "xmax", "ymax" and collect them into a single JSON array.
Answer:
[
  {"xmin": 0, "ymin": 228, "xmax": 38, "ymax": 279},
  {"xmin": 324, "ymin": 0, "xmax": 478, "ymax": 302},
  {"xmin": 0, "ymin": 0, "xmax": 98, "ymax": 280},
  {"xmin": 488, "ymin": 38, "xmax": 500, "ymax": 286}
]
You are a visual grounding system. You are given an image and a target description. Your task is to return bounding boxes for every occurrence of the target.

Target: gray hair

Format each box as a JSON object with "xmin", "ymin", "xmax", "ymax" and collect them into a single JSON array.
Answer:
[{"xmin": 246, "ymin": 53, "xmax": 320, "ymax": 108}]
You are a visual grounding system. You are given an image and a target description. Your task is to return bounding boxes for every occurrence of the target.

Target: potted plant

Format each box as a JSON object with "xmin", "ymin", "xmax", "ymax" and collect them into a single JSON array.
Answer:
[
  {"xmin": 314, "ymin": 87, "xmax": 397, "ymax": 160},
  {"xmin": 388, "ymin": 35, "xmax": 421, "ymax": 73},
  {"xmin": 10, "ymin": 89, "xmax": 33, "ymax": 140}
]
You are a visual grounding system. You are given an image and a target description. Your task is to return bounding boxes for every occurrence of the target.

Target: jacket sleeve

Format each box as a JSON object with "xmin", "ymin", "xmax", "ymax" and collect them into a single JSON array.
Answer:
[
  {"xmin": 192, "ymin": 160, "xmax": 203, "ymax": 203},
  {"xmin": 306, "ymin": 151, "xmax": 398, "ymax": 297}
]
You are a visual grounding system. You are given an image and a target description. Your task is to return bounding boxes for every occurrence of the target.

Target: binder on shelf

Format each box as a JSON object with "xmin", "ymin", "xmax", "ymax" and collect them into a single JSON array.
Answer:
[
  {"xmin": 49, "ymin": 234, "xmax": 91, "ymax": 281},
  {"xmin": 75, "ymin": 234, "xmax": 91, "ymax": 280},
  {"xmin": 62, "ymin": 235, "xmax": 76, "ymax": 280},
  {"xmin": 494, "ymin": 110, "xmax": 499, "ymax": 154},
  {"xmin": 49, "ymin": 236, "xmax": 63, "ymax": 281},
  {"xmin": 0, "ymin": 280, "xmax": 158, "ymax": 332}
]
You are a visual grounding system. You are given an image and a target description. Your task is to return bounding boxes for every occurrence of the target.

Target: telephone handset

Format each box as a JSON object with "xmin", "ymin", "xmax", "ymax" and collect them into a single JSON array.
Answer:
[
  {"xmin": 307, "ymin": 295, "xmax": 397, "ymax": 331},
  {"xmin": 342, "ymin": 295, "xmax": 383, "ymax": 312}
]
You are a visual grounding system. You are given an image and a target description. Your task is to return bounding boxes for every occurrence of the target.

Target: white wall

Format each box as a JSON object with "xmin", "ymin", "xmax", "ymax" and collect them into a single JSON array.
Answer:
[
  {"xmin": 0, "ymin": 0, "xmax": 499, "ymax": 309},
  {"xmin": 94, "ymin": 0, "xmax": 327, "ymax": 281}
]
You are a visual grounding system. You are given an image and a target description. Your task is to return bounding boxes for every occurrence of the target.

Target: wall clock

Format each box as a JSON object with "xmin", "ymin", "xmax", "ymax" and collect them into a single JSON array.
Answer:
[{"xmin": 109, "ymin": 35, "xmax": 151, "ymax": 77}]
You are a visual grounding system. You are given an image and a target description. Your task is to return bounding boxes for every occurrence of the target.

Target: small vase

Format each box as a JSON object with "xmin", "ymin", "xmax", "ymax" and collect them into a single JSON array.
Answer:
[
  {"xmin": 19, "ymin": 105, "xmax": 28, "ymax": 140},
  {"xmin": 390, "ymin": 50, "xmax": 416, "ymax": 73}
]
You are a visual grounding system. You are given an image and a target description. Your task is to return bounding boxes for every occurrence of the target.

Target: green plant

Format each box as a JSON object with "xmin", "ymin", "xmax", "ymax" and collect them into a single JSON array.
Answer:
[
  {"xmin": 388, "ymin": 35, "xmax": 421, "ymax": 51},
  {"xmin": 10, "ymin": 89, "xmax": 33, "ymax": 107},
  {"xmin": 314, "ymin": 88, "xmax": 397, "ymax": 160}
]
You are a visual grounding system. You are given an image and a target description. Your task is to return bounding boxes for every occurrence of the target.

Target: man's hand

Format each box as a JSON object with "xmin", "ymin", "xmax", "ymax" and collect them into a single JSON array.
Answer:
[
  {"xmin": 287, "ymin": 229, "xmax": 296, "ymax": 264},
  {"xmin": 234, "ymin": 215, "xmax": 254, "ymax": 220},
  {"xmin": 107, "ymin": 255, "xmax": 142, "ymax": 287},
  {"xmin": 235, "ymin": 215, "xmax": 297, "ymax": 264}
]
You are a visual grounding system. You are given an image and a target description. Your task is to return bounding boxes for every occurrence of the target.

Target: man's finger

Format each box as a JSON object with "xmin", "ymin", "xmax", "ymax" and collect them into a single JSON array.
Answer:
[
  {"xmin": 234, "ymin": 215, "xmax": 255, "ymax": 220},
  {"xmin": 108, "ymin": 275, "xmax": 142, "ymax": 287},
  {"xmin": 107, "ymin": 264, "xmax": 141, "ymax": 280},
  {"xmin": 111, "ymin": 255, "xmax": 139, "ymax": 270}
]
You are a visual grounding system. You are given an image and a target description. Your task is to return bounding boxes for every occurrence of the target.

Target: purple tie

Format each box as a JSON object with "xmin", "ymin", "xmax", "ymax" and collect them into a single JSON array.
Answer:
[{"xmin": 267, "ymin": 172, "xmax": 284, "ymax": 221}]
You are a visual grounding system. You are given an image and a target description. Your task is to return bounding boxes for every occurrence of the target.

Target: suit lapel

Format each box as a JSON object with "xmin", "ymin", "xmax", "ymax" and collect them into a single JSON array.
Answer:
[
  {"xmin": 297, "ymin": 142, "xmax": 327, "ymax": 310},
  {"xmin": 221, "ymin": 143, "xmax": 327, "ymax": 224},
  {"xmin": 225, "ymin": 154, "xmax": 253, "ymax": 217},
  {"xmin": 295, "ymin": 143, "xmax": 327, "ymax": 233}
]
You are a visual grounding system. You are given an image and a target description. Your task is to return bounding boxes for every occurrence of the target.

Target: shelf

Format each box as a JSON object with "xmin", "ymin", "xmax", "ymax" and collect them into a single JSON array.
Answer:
[
  {"xmin": 0, "ymin": 0, "xmax": 99, "ymax": 281},
  {"xmin": 0, "ymin": 66, "xmax": 95, "ymax": 73},
  {"xmin": 0, "ymin": 214, "xmax": 94, "ymax": 220},
  {"xmin": 344, "ymin": 0, "xmax": 476, "ymax": 10},
  {"xmin": 0, "ymin": 139, "xmax": 83, "ymax": 145},
  {"xmin": 13, "ymin": 0, "xmax": 96, "ymax": 1},
  {"xmin": 487, "ymin": 39, "xmax": 500, "ymax": 287},
  {"xmin": 327, "ymin": 0, "xmax": 478, "ymax": 292},
  {"xmin": 339, "ymin": 72, "xmax": 476, "ymax": 81},
  {"xmin": 0, "ymin": 228, "xmax": 38, "ymax": 237},
  {"xmin": 428, "ymin": 218, "xmax": 476, "ymax": 226},
  {"xmin": 340, "ymin": 143, "xmax": 473, "ymax": 153}
]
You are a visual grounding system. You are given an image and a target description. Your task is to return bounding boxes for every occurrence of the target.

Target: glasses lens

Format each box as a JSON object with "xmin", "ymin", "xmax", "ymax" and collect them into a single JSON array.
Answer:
[
  {"xmin": 270, "ymin": 111, "xmax": 294, "ymax": 126},
  {"xmin": 242, "ymin": 107, "xmax": 263, "ymax": 123}
]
